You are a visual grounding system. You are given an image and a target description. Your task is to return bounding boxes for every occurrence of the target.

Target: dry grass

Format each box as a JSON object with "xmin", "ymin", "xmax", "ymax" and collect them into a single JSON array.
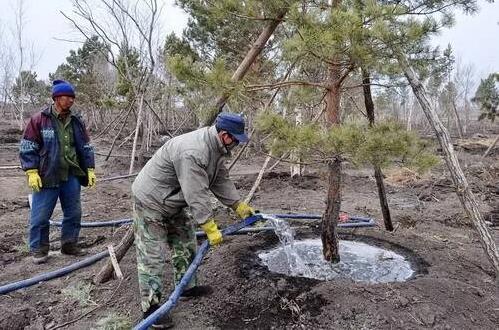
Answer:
[
  {"xmin": 92, "ymin": 313, "xmax": 132, "ymax": 330},
  {"xmin": 384, "ymin": 167, "xmax": 427, "ymax": 187},
  {"xmin": 62, "ymin": 282, "xmax": 97, "ymax": 307}
]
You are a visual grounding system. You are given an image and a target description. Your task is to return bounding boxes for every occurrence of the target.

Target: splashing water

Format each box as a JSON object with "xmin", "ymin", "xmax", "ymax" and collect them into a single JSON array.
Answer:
[
  {"xmin": 261, "ymin": 214, "xmax": 313, "ymax": 277},
  {"xmin": 259, "ymin": 238, "xmax": 414, "ymax": 283}
]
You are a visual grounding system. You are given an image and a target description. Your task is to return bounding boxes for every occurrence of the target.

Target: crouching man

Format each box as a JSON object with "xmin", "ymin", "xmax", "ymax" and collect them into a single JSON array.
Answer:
[{"xmin": 132, "ymin": 112, "xmax": 255, "ymax": 328}]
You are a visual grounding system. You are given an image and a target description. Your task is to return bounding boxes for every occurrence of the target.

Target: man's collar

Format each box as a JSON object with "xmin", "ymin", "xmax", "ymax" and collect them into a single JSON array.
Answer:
[
  {"xmin": 208, "ymin": 126, "xmax": 228, "ymax": 155},
  {"xmin": 51, "ymin": 104, "xmax": 72, "ymax": 119}
]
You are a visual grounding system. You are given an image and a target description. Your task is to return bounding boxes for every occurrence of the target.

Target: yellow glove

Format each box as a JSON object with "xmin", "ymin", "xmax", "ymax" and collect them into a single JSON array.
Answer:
[
  {"xmin": 26, "ymin": 169, "xmax": 42, "ymax": 192},
  {"xmin": 232, "ymin": 201, "xmax": 255, "ymax": 219},
  {"xmin": 200, "ymin": 219, "xmax": 223, "ymax": 246},
  {"xmin": 87, "ymin": 168, "xmax": 96, "ymax": 188}
]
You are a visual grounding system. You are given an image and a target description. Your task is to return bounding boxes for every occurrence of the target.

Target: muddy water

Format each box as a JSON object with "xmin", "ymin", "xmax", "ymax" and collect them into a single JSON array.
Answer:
[{"xmin": 259, "ymin": 238, "xmax": 414, "ymax": 283}]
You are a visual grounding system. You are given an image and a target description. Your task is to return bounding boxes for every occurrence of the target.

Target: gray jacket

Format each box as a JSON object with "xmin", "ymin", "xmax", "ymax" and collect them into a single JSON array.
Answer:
[{"xmin": 132, "ymin": 126, "xmax": 240, "ymax": 224}]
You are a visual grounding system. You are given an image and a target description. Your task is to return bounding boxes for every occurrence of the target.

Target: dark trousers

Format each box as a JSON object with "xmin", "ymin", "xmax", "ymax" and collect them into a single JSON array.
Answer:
[{"xmin": 29, "ymin": 175, "xmax": 82, "ymax": 252}]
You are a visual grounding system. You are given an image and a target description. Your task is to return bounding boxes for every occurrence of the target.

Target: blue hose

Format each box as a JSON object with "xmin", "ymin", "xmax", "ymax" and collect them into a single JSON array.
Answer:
[
  {"xmin": 50, "ymin": 218, "xmax": 133, "ymax": 227},
  {"xmin": 133, "ymin": 214, "xmax": 264, "ymax": 330},
  {"xmin": 2, "ymin": 214, "xmax": 374, "ymax": 297},
  {"xmin": 0, "ymin": 251, "xmax": 109, "ymax": 295},
  {"xmin": 49, "ymin": 214, "xmax": 374, "ymax": 228}
]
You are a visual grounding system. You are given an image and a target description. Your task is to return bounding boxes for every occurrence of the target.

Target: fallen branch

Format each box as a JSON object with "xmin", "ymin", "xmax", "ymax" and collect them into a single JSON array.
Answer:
[
  {"xmin": 99, "ymin": 172, "xmax": 139, "ymax": 182},
  {"xmin": 0, "ymin": 165, "xmax": 21, "ymax": 170},
  {"xmin": 482, "ymin": 135, "xmax": 499, "ymax": 158}
]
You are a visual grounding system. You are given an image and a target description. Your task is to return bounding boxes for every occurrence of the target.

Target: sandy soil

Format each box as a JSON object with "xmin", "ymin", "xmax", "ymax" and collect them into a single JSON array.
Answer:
[{"xmin": 0, "ymin": 118, "xmax": 498, "ymax": 330}]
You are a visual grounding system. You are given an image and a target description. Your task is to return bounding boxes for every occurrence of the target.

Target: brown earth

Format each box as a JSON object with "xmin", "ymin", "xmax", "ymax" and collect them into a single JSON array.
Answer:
[{"xmin": 0, "ymin": 118, "xmax": 498, "ymax": 330}]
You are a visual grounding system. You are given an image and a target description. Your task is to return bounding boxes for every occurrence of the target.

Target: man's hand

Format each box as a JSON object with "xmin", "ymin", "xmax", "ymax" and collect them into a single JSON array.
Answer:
[
  {"xmin": 26, "ymin": 169, "xmax": 42, "ymax": 192},
  {"xmin": 87, "ymin": 168, "xmax": 96, "ymax": 188},
  {"xmin": 233, "ymin": 201, "xmax": 255, "ymax": 219},
  {"xmin": 200, "ymin": 219, "xmax": 223, "ymax": 246}
]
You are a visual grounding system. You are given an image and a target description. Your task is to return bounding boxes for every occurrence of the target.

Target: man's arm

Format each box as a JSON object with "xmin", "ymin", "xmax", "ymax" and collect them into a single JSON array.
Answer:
[
  {"xmin": 76, "ymin": 115, "xmax": 95, "ymax": 169},
  {"xmin": 210, "ymin": 163, "xmax": 241, "ymax": 208},
  {"xmin": 19, "ymin": 116, "xmax": 42, "ymax": 171},
  {"xmin": 173, "ymin": 153, "xmax": 214, "ymax": 225}
]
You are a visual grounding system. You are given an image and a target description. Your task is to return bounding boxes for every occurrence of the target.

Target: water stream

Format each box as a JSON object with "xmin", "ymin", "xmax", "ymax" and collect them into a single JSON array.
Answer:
[{"xmin": 263, "ymin": 214, "xmax": 313, "ymax": 277}]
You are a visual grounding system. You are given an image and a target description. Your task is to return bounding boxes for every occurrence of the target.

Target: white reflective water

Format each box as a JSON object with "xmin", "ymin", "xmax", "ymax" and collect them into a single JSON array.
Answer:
[
  {"xmin": 259, "ymin": 235, "xmax": 414, "ymax": 283},
  {"xmin": 263, "ymin": 215, "xmax": 313, "ymax": 277}
]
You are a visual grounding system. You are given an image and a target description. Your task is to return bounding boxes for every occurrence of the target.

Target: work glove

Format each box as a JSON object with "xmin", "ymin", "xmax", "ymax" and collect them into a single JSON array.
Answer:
[
  {"xmin": 200, "ymin": 219, "xmax": 223, "ymax": 246},
  {"xmin": 232, "ymin": 201, "xmax": 255, "ymax": 219},
  {"xmin": 87, "ymin": 168, "xmax": 96, "ymax": 188},
  {"xmin": 26, "ymin": 169, "xmax": 42, "ymax": 192}
]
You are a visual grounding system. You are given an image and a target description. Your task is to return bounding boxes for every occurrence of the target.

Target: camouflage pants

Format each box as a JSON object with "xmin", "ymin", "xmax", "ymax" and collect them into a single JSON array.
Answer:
[{"xmin": 133, "ymin": 199, "xmax": 197, "ymax": 312}]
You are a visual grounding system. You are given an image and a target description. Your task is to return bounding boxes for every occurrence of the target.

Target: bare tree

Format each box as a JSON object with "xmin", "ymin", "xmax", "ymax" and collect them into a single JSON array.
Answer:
[
  {"xmin": 62, "ymin": 0, "xmax": 162, "ymax": 173},
  {"xmin": 397, "ymin": 50, "xmax": 499, "ymax": 280},
  {"xmin": 454, "ymin": 59, "xmax": 476, "ymax": 134}
]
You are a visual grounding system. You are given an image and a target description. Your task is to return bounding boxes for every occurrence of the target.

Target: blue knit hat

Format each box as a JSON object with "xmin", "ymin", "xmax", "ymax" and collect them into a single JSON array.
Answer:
[
  {"xmin": 52, "ymin": 80, "xmax": 75, "ymax": 99},
  {"xmin": 215, "ymin": 112, "xmax": 249, "ymax": 143}
]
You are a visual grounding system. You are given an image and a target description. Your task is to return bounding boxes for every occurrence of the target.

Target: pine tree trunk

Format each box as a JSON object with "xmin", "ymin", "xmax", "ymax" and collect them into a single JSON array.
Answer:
[
  {"xmin": 322, "ymin": 158, "xmax": 341, "ymax": 263},
  {"xmin": 362, "ymin": 69, "xmax": 394, "ymax": 231},
  {"xmin": 396, "ymin": 50, "xmax": 499, "ymax": 280},
  {"xmin": 322, "ymin": 65, "xmax": 342, "ymax": 263},
  {"xmin": 205, "ymin": 9, "xmax": 287, "ymax": 126}
]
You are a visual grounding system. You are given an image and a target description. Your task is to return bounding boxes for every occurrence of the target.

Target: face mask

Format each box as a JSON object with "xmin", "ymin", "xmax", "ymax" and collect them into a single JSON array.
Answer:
[{"xmin": 225, "ymin": 140, "xmax": 238, "ymax": 152}]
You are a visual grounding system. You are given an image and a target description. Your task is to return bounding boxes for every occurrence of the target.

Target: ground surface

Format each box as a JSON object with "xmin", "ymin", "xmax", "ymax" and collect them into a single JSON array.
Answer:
[{"xmin": 0, "ymin": 118, "xmax": 498, "ymax": 330}]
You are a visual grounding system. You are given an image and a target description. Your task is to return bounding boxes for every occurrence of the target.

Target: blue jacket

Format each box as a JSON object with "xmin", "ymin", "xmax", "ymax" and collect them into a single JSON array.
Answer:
[{"xmin": 19, "ymin": 106, "xmax": 95, "ymax": 187}]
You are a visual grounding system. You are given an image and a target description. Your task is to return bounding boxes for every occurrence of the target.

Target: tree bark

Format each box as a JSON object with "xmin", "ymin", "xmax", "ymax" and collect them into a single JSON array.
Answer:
[
  {"xmin": 362, "ymin": 68, "xmax": 394, "ymax": 231},
  {"xmin": 204, "ymin": 9, "xmax": 287, "ymax": 125},
  {"xmin": 322, "ymin": 158, "xmax": 341, "ymax": 263},
  {"xmin": 322, "ymin": 64, "xmax": 342, "ymax": 263},
  {"xmin": 396, "ymin": 50, "xmax": 499, "ymax": 280}
]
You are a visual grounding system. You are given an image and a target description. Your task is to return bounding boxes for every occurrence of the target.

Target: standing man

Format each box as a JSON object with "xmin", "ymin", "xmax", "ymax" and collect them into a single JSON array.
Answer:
[
  {"xmin": 132, "ymin": 112, "xmax": 255, "ymax": 327},
  {"xmin": 20, "ymin": 80, "xmax": 96, "ymax": 264}
]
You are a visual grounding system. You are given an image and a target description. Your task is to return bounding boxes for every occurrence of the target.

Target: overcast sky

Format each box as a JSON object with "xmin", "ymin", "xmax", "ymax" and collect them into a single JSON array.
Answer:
[{"xmin": 0, "ymin": 0, "xmax": 497, "ymax": 82}]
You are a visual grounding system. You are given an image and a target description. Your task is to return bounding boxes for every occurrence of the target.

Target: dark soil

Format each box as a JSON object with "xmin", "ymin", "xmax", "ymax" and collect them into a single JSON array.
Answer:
[{"xmin": 1, "ymin": 118, "xmax": 498, "ymax": 329}]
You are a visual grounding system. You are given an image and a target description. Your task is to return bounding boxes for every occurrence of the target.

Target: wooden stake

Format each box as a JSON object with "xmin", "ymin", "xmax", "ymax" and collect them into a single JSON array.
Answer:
[
  {"xmin": 94, "ymin": 227, "xmax": 134, "ymax": 284},
  {"xmin": 107, "ymin": 245, "xmax": 124, "ymax": 280}
]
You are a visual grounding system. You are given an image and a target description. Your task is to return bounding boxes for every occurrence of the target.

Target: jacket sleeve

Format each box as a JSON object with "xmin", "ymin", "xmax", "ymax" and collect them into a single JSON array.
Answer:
[
  {"xmin": 173, "ymin": 152, "xmax": 213, "ymax": 225},
  {"xmin": 210, "ymin": 163, "xmax": 240, "ymax": 208},
  {"xmin": 78, "ymin": 116, "xmax": 95, "ymax": 169},
  {"xmin": 19, "ymin": 115, "xmax": 42, "ymax": 171}
]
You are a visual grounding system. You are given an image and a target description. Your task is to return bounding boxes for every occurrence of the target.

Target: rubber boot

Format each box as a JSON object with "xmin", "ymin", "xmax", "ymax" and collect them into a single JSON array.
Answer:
[
  {"xmin": 180, "ymin": 285, "xmax": 213, "ymax": 298},
  {"xmin": 61, "ymin": 242, "xmax": 86, "ymax": 256},
  {"xmin": 32, "ymin": 246, "xmax": 49, "ymax": 264},
  {"xmin": 144, "ymin": 304, "xmax": 174, "ymax": 329}
]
